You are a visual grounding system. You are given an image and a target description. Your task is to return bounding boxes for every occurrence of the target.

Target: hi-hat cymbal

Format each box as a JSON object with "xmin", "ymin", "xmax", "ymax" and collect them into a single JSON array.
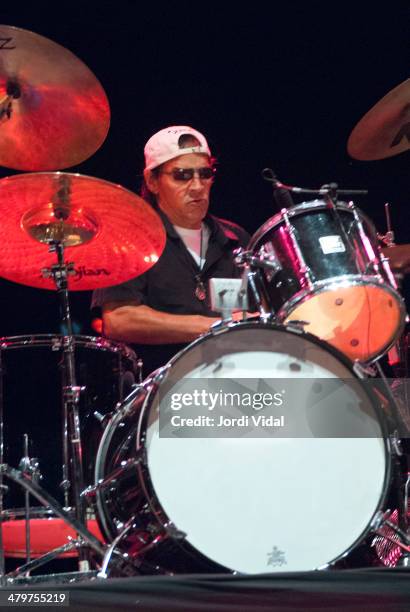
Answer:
[
  {"xmin": 347, "ymin": 79, "xmax": 410, "ymax": 161},
  {"xmin": 0, "ymin": 25, "xmax": 110, "ymax": 171},
  {"xmin": 0, "ymin": 172, "xmax": 166, "ymax": 290},
  {"xmin": 382, "ymin": 244, "xmax": 410, "ymax": 275}
]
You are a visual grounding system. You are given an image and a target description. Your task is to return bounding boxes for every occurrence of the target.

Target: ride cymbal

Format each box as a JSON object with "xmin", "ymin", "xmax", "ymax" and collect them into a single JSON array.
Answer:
[
  {"xmin": 347, "ymin": 79, "xmax": 410, "ymax": 161},
  {"xmin": 0, "ymin": 25, "xmax": 110, "ymax": 170},
  {"xmin": 0, "ymin": 172, "xmax": 165, "ymax": 290}
]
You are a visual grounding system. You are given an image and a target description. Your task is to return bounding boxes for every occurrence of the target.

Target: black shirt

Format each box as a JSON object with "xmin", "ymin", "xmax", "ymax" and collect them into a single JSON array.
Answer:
[{"xmin": 92, "ymin": 209, "xmax": 250, "ymax": 375}]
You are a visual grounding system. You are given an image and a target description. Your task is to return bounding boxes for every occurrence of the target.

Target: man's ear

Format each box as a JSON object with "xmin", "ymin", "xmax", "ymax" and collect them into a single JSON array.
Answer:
[{"xmin": 144, "ymin": 168, "xmax": 159, "ymax": 194}]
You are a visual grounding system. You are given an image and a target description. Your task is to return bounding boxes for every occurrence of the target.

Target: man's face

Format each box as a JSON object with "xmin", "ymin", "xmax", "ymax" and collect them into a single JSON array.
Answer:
[{"xmin": 146, "ymin": 152, "xmax": 213, "ymax": 228}]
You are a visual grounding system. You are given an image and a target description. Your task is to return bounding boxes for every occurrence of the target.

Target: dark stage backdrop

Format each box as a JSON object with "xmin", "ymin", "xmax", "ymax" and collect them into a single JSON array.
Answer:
[{"xmin": 0, "ymin": 1, "xmax": 408, "ymax": 337}]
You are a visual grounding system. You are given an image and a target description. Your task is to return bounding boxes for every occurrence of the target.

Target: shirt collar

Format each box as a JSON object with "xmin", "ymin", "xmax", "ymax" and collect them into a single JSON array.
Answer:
[{"xmin": 155, "ymin": 208, "xmax": 238, "ymax": 246}]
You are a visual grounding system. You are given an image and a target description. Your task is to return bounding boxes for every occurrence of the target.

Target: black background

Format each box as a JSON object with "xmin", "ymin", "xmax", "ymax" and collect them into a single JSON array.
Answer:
[{"xmin": 0, "ymin": 1, "xmax": 408, "ymax": 336}]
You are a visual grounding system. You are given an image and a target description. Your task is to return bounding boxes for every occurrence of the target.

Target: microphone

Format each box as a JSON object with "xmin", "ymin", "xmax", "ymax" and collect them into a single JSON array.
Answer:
[
  {"xmin": 273, "ymin": 181, "xmax": 296, "ymax": 211},
  {"xmin": 262, "ymin": 168, "xmax": 296, "ymax": 211}
]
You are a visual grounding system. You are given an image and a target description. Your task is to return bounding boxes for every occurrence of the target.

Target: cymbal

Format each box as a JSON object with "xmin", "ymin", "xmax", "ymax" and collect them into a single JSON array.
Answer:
[
  {"xmin": 382, "ymin": 245, "xmax": 410, "ymax": 274},
  {"xmin": 347, "ymin": 79, "xmax": 410, "ymax": 160},
  {"xmin": 0, "ymin": 172, "xmax": 166, "ymax": 290},
  {"xmin": 0, "ymin": 25, "xmax": 110, "ymax": 170}
]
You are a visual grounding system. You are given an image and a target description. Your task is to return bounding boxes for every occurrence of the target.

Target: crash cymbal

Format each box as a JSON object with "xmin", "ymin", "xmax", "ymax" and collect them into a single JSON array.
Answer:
[
  {"xmin": 382, "ymin": 244, "xmax": 410, "ymax": 274},
  {"xmin": 347, "ymin": 79, "xmax": 410, "ymax": 160},
  {"xmin": 0, "ymin": 172, "xmax": 165, "ymax": 290},
  {"xmin": 0, "ymin": 25, "xmax": 110, "ymax": 170}
]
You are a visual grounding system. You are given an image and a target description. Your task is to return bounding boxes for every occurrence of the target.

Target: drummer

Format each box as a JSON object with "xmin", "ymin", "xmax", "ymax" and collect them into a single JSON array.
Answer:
[{"xmin": 92, "ymin": 125, "xmax": 250, "ymax": 374}]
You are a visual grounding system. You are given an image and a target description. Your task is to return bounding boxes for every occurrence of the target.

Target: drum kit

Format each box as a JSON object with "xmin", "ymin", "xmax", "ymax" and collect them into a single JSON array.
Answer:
[{"xmin": 0, "ymin": 23, "xmax": 409, "ymax": 583}]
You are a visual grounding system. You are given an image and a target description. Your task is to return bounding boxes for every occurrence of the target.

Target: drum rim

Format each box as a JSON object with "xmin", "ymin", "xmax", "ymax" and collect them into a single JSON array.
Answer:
[
  {"xmin": 0, "ymin": 333, "xmax": 137, "ymax": 361},
  {"xmin": 247, "ymin": 199, "xmax": 377, "ymax": 251},
  {"xmin": 94, "ymin": 386, "xmax": 148, "ymax": 541},
  {"xmin": 94, "ymin": 320, "xmax": 394, "ymax": 572},
  {"xmin": 166, "ymin": 318, "xmax": 380, "ymax": 374}
]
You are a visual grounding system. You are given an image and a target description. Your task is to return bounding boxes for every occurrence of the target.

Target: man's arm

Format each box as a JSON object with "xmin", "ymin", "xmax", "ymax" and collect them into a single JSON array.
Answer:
[{"xmin": 102, "ymin": 302, "xmax": 219, "ymax": 345}]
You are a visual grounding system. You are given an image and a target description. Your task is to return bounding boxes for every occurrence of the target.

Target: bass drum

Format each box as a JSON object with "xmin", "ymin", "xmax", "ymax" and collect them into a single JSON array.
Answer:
[{"xmin": 94, "ymin": 322, "xmax": 392, "ymax": 574}]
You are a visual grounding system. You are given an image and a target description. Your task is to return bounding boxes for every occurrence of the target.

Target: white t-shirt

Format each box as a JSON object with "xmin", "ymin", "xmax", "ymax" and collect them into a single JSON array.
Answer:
[{"xmin": 174, "ymin": 223, "xmax": 210, "ymax": 269}]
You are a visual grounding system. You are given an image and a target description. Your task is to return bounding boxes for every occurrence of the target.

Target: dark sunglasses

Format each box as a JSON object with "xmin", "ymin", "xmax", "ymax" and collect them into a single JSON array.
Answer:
[{"xmin": 160, "ymin": 167, "xmax": 216, "ymax": 181}]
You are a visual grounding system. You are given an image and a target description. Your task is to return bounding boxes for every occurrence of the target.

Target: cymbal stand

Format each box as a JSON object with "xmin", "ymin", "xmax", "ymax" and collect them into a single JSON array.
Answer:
[
  {"xmin": 41, "ymin": 239, "xmax": 89, "ymax": 571},
  {"xmin": 18, "ymin": 434, "xmax": 41, "ymax": 567}
]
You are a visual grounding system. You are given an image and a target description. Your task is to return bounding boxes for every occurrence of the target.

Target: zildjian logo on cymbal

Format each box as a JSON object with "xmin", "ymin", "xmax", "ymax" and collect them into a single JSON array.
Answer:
[{"xmin": 73, "ymin": 266, "xmax": 110, "ymax": 282}]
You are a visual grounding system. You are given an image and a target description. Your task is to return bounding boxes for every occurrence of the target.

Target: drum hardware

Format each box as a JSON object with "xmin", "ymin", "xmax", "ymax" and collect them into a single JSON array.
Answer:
[
  {"xmin": 368, "ymin": 356, "xmax": 410, "ymax": 568},
  {"xmin": 208, "ymin": 277, "xmax": 249, "ymax": 323},
  {"xmin": 234, "ymin": 247, "xmax": 282, "ymax": 273},
  {"xmin": 372, "ymin": 510, "xmax": 410, "ymax": 546},
  {"xmin": 261, "ymin": 169, "xmax": 296, "ymax": 212},
  {"xmin": 5, "ymin": 568, "xmax": 99, "ymax": 587},
  {"xmin": 136, "ymin": 359, "xmax": 144, "ymax": 385},
  {"xmin": 17, "ymin": 434, "xmax": 42, "ymax": 566},
  {"xmin": 0, "ymin": 24, "xmax": 110, "ymax": 171},
  {"xmin": 0, "ymin": 464, "xmax": 105, "ymax": 579},
  {"xmin": 39, "ymin": 238, "xmax": 92, "ymax": 571},
  {"xmin": 233, "ymin": 248, "xmax": 276, "ymax": 319},
  {"xmin": 0, "ymin": 465, "xmax": 138, "ymax": 581},
  {"xmin": 284, "ymin": 320, "xmax": 311, "ymax": 332},
  {"xmin": 6, "ymin": 542, "xmax": 82, "ymax": 581},
  {"xmin": 352, "ymin": 361, "xmax": 378, "ymax": 378},
  {"xmin": 84, "ymin": 457, "xmax": 142, "ymax": 503},
  {"xmin": 93, "ymin": 410, "xmax": 113, "ymax": 429},
  {"xmin": 97, "ymin": 516, "xmax": 140, "ymax": 579},
  {"xmin": 378, "ymin": 203, "xmax": 395, "ymax": 248},
  {"xmin": 371, "ymin": 468, "xmax": 410, "ymax": 567},
  {"xmin": 347, "ymin": 78, "xmax": 410, "ymax": 161},
  {"xmin": 261, "ymin": 168, "xmax": 369, "ymax": 198},
  {"xmin": 281, "ymin": 207, "xmax": 314, "ymax": 291}
]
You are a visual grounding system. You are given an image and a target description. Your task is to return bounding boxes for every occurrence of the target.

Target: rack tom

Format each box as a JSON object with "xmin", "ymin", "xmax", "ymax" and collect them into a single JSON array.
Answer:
[{"xmin": 248, "ymin": 199, "xmax": 405, "ymax": 361}]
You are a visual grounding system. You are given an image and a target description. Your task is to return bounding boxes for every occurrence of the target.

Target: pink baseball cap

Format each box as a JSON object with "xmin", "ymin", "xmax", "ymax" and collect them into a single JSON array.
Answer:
[{"xmin": 144, "ymin": 125, "xmax": 211, "ymax": 170}]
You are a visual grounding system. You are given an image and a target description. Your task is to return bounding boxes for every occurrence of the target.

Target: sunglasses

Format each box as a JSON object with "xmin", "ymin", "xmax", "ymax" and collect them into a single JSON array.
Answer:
[{"xmin": 160, "ymin": 167, "xmax": 216, "ymax": 181}]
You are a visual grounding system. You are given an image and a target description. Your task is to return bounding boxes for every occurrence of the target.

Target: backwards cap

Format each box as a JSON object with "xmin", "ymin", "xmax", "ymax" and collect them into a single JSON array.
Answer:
[{"xmin": 144, "ymin": 125, "xmax": 211, "ymax": 170}]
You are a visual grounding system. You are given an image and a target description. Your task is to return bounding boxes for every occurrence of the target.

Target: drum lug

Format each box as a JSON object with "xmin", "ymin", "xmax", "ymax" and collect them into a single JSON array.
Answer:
[
  {"xmin": 149, "ymin": 365, "xmax": 171, "ymax": 386},
  {"xmin": 390, "ymin": 433, "xmax": 403, "ymax": 457},
  {"xmin": 352, "ymin": 361, "xmax": 377, "ymax": 378},
  {"xmin": 370, "ymin": 509, "xmax": 410, "ymax": 545},
  {"xmin": 285, "ymin": 320, "xmax": 310, "ymax": 333},
  {"xmin": 380, "ymin": 254, "xmax": 399, "ymax": 289},
  {"xmin": 163, "ymin": 521, "xmax": 187, "ymax": 541},
  {"xmin": 81, "ymin": 484, "xmax": 98, "ymax": 501},
  {"xmin": 93, "ymin": 410, "xmax": 112, "ymax": 428},
  {"xmin": 281, "ymin": 208, "xmax": 314, "ymax": 289},
  {"xmin": 86, "ymin": 456, "xmax": 142, "ymax": 500}
]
